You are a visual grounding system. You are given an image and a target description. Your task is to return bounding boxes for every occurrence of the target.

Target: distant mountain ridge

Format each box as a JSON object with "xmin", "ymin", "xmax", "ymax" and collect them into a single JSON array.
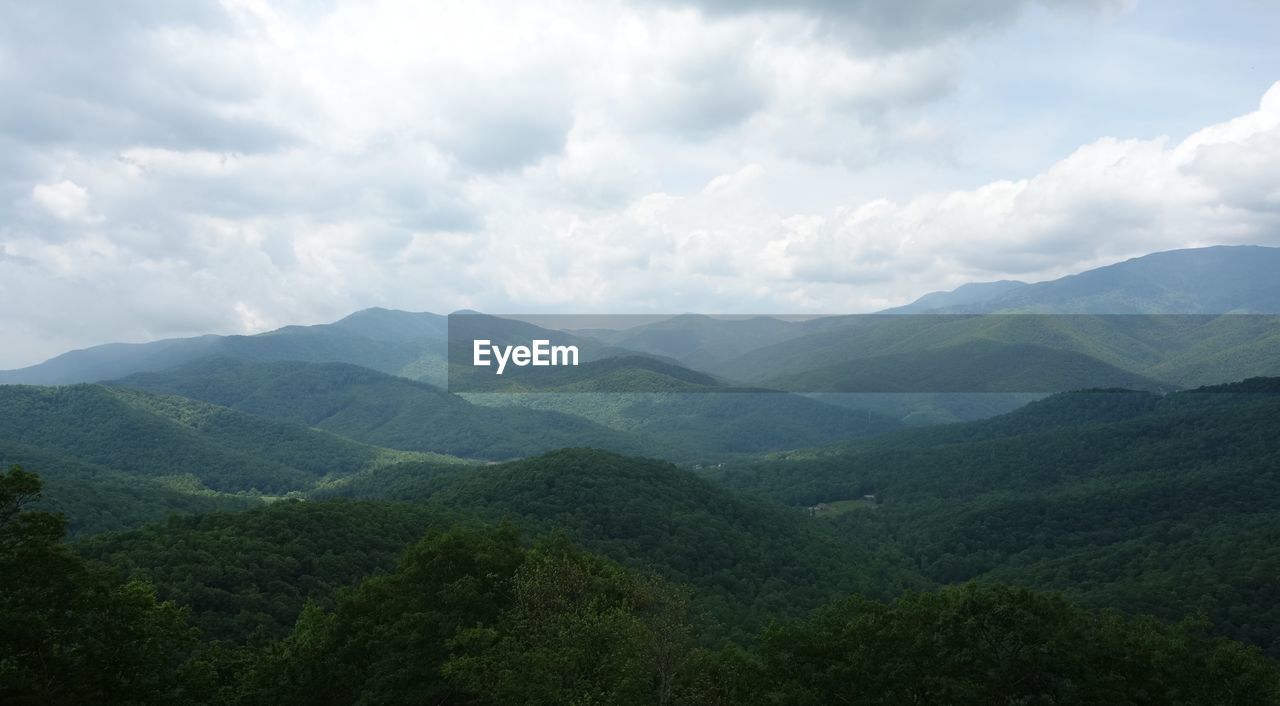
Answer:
[
  {"xmin": 0, "ymin": 308, "xmax": 449, "ymax": 386},
  {"xmin": 880, "ymin": 280, "xmax": 1028, "ymax": 314},
  {"xmin": 886, "ymin": 245, "xmax": 1280, "ymax": 314},
  {"xmin": 114, "ymin": 357, "xmax": 902, "ymax": 459},
  {"xmin": 5, "ymin": 244, "xmax": 1279, "ymax": 398},
  {"xmin": 112, "ymin": 357, "xmax": 660, "ymax": 460}
]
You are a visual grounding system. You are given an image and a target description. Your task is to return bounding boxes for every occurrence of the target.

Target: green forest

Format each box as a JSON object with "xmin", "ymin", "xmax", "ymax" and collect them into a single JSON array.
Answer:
[
  {"xmin": 5, "ymin": 465, "xmax": 1280, "ymax": 705},
  {"xmin": 4, "ymin": 308, "xmax": 1280, "ymax": 702}
]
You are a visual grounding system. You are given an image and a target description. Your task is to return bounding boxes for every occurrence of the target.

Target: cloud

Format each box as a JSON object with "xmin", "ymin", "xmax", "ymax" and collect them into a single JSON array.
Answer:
[
  {"xmin": 31, "ymin": 180, "xmax": 92, "ymax": 222},
  {"xmin": 463, "ymin": 80, "xmax": 1280, "ymax": 314},
  {"xmin": 0, "ymin": 0, "xmax": 1272, "ymax": 368},
  {"xmin": 642, "ymin": 0, "xmax": 1132, "ymax": 52}
]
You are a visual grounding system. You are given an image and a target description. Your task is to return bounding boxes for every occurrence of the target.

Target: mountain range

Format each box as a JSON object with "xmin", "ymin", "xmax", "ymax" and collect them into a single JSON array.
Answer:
[
  {"xmin": 880, "ymin": 245, "xmax": 1280, "ymax": 314},
  {"xmin": 7, "ymin": 245, "xmax": 1280, "ymax": 702},
  {"xmin": 6, "ymin": 246, "xmax": 1277, "ymax": 390},
  {"xmin": 0, "ymin": 246, "xmax": 1277, "ymax": 448}
]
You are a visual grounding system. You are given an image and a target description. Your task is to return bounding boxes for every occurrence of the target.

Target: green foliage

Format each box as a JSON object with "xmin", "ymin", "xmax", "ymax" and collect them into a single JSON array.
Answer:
[
  {"xmin": 251, "ymin": 528, "xmax": 702, "ymax": 706},
  {"xmin": 116, "ymin": 358, "xmax": 659, "ymax": 460},
  {"xmin": 764, "ymin": 338, "xmax": 1169, "ymax": 393},
  {"xmin": 77, "ymin": 500, "xmax": 437, "ymax": 643},
  {"xmin": 318, "ymin": 448, "xmax": 925, "ymax": 641},
  {"xmin": 714, "ymin": 312, "xmax": 1280, "ymax": 392},
  {"xmin": 754, "ymin": 583, "xmax": 1280, "ymax": 705},
  {"xmin": 0, "ymin": 383, "xmax": 410, "ymax": 494},
  {"xmin": 118, "ymin": 357, "xmax": 900, "ymax": 460},
  {"xmin": 467, "ymin": 390, "xmax": 901, "ymax": 456},
  {"xmin": 242, "ymin": 524, "xmax": 527, "ymax": 705},
  {"xmin": 443, "ymin": 534, "xmax": 691, "ymax": 706},
  {"xmin": 2, "ymin": 439, "xmax": 260, "ymax": 536},
  {"xmin": 724, "ymin": 383, "xmax": 1280, "ymax": 656},
  {"xmin": 7, "ymin": 465, "xmax": 1280, "ymax": 705},
  {"xmin": 0, "ymin": 465, "xmax": 199, "ymax": 705}
]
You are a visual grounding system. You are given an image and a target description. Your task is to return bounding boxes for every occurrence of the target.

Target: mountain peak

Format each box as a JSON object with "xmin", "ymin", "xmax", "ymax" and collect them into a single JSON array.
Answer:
[
  {"xmin": 888, "ymin": 245, "xmax": 1280, "ymax": 314},
  {"xmin": 883, "ymin": 279, "xmax": 1028, "ymax": 314}
]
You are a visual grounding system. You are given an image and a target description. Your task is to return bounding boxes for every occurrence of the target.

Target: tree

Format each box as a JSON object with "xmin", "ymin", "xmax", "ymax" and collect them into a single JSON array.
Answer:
[
  {"xmin": 756, "ymin": 583, "xmax": 1280, "ymax": 706},
  {"xmin": 0, "ymin": 465, "xmax": 197, "ymax": 705},
  {"xmin": 443, "ymin": 533, "xmax": 694, "ymax": 706}
]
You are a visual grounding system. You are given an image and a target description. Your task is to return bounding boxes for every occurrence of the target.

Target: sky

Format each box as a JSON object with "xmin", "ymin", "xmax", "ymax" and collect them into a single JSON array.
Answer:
[{"xmin": 1, "ymin": 0, "xmax": 1278, "ymax": 368}]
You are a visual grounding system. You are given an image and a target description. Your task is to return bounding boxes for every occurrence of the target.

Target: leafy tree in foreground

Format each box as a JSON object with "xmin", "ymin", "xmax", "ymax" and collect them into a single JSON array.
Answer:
[
  {"xmin": 0, "ymin": 465, "xmax": 197, "ymax": 705},
  {"xmin": 754, "ymin": 583, "xmax": 1280, "ymax": 706},
  {"xmin": 443, "ymin": 533, "xmax": 695, "ymax": 706}
]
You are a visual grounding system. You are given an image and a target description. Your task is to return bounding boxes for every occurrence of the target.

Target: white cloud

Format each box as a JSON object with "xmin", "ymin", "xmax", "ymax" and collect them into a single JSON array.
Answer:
[
  {"xmin": 469, "ymin": 80, "xmax": 1280, "ymax": 313},
  {"xmin": 30, "ymin": 180, "xmax": 92, "ymax": 222},
  {"xmin": 0, "ymin": 0, "xmax": 1275, "ymax": 368}
]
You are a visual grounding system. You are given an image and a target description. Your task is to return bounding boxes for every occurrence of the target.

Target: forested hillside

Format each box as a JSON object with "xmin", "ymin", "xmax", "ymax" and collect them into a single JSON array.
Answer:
[
  {"xmin": 0, "ymin": 384, "xmax": 430, "ymax": 494},
  {"xmin": 78, "ymin": 449, "xmax": 920, "ymax": 645},
  {"xmin": 4, "ymin": 465, "xmax": 1278, "ymax": 705},
  {"xmin": 114, "ymin": 358, "xmax": 657, "ymax": 459},
  {"xmin": 313, "ymin": 448, "xmax": 923, "ymax": 640},
  {"xmin": 712, "ymin": 312, "xmax": 1280, "ymax": 391},
  {"xmin": 0, "ymin": 440, "xmax": 260, "ymax": 535},
  {"xmin": 713, "ymin": 379, "xmax": 1280, "ymax": 655},
  {"xmin": 0, "ymin": 383, "xmax": 451, "ymax": 534},
  {"xmin": 77, "ymin": 501, "xmax": 438, "ymax": 642},
  {"xmin": 116, "ymin": 357, "xmax": 901, "ymax": 458}
]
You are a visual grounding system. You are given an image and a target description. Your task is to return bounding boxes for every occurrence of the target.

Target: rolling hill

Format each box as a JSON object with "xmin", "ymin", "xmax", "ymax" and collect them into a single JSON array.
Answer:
[
  {"xmin": 0, "ymin": 383, "xmax": 436, "ymax": 498},
  {"xmin": 112, "ymin": 358, "xmax": 663, "ymax": 460},
  {"xmin": 0, "ymin": 308, "xmax": 449, "ymax": 387},
  {"xmin": 115, "ymin": 357, "xmax": 903, "ymax": 458},
  {"xmin": 65, "ymin": 448, "xmax": 925, "ymax": 647},
  {"xmin": 0, "ymin": 439, "xmax": 260, "ymax": 536},
  {"xmin": 313, "ymin": 448, "xmax": 925, "ymax": 640},
  {"xmin": 712, "ymin": 313, "xmax": 1280, "ymax": 391},
  {"xmin": 710, "ymin": 379, "xmax": 1280, "ymax": 656}
]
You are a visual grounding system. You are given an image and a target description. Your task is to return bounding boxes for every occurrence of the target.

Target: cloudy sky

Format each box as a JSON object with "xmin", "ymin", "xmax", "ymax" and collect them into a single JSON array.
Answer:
[{"xmin": 1, "ymin": 0, "xmax": 1278, "ymax": 368}]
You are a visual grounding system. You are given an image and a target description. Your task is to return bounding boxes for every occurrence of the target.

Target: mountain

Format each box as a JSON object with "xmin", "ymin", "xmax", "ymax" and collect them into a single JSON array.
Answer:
[
  {"xmin": 112, "ymin": 357, "xmax": 657, "ymax": 460},
  {"xmin": 0, "ymin": 308, "xmax": 449, "ymax": 387},
  {"xmin": 760, "ymin": 338, "xmax": 1170, "ymax": 393},
  {"xmin": 570, "ymin": 314, "xmax": 814, "ymax": 370},
  {"xmin": 1, "ymin": 439, "xmax": 259, "ymax": 536},
  {"xmin": 453, "ymin": 354, "xmax": 729, "ymax": 393},
  {"xmin": 714, "ymin": 312, "xmax": 1280, "ymax": 391},
  {"xmin": 0, "ymin": 383, "xmax": 431, "ymax": 496},
  {"xmin": 894, "ymin": 245, "xmax": 1280, "ymax": 314},
  {"xmin": 879, "ymin": 280, "xmax": 1028, "ymax": 314},
  {"xmin": 313, "ymin": 448, "xmax": 923, "ymax": 640},
  {"xmin": 567, "ymin": 246, "xmax": 1280, "ymax": 380},
  {"xmin": 465, "ymin": 389, "xmax": 902, "ymax": 456},
  {"xmin": 69, "ymin": 447, "xmax": 923, "ymax": 646},
  {"xmin": 115, "ymin": 357, "xmax": 902, "ymax": 458},
  {"xmin": 445, "ymin": 312, "xmax": 710, "ymax": 392},
  {"xmin": 711, "ymin": 379, "xmax": 1280, "ymax": 656}
]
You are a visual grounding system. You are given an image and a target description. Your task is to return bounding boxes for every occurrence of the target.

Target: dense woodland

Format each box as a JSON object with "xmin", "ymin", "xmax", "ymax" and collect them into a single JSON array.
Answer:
[
  {"xmin": 5, "ymin": 465, "xmax": 1280, "ymax": 705},
  {"xmin": 3, "ymin": 298, "xmax": 1280, "ymax": 701},
  {"xmin": 713, "ymin": 381, "xmax": 1280, "ymax": 657}
]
